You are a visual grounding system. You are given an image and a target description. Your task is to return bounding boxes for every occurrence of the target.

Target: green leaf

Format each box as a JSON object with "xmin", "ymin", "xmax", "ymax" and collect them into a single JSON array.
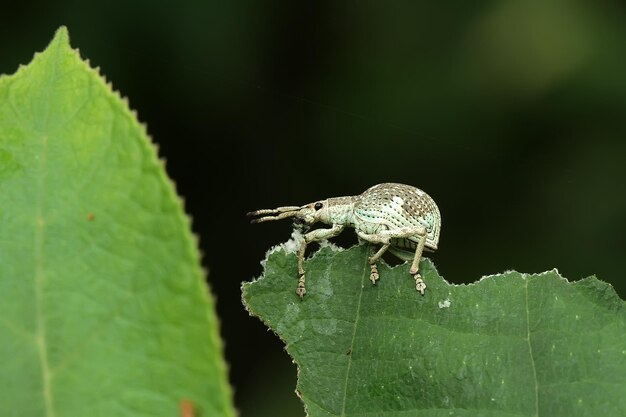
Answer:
[
  {"xmin": 243, "ymin": 244, "xmax": 626, "ymax": 417},
  {"xmin": 0, "ymin": 27, "xmax": 234, "ymax": 417}
]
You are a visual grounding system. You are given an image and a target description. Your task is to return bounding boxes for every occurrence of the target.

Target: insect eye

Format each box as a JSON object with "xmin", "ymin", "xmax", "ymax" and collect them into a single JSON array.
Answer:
[{"xmin": 314, "ymin": 202, "xmax": 323, "ymax": 210}]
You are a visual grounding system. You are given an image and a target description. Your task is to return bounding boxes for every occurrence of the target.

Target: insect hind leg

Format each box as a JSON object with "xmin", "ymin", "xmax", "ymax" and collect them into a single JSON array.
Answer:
[
  {"xmin": 386, "ymin": 230, "xmax": 428, "ymax": 295},
  {"xmin": 408, "ymin": 233, "xmax": 428, "ymax": 295}
]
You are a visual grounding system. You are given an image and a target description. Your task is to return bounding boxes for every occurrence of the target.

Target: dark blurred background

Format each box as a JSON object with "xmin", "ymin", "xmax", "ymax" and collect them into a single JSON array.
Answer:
[{"xmin": 2, "ymin": 1, "xmax": 626, "ymax": 416}]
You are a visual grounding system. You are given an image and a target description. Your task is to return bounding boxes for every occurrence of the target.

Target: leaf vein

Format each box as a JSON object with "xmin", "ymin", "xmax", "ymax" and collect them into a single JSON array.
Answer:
[
  {"xmin": 339, "ymin": 247, "xmax": 370, "ymax": 417},
  {"xmin": 524, "ymin": 278, "xmax": 539, "ymax": 417}
]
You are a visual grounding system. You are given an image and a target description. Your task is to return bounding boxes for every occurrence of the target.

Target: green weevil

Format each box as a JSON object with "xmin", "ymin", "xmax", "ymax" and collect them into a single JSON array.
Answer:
[{"xmin": 248, "ymin": 183, "xmax": 441, "ymax": 299}]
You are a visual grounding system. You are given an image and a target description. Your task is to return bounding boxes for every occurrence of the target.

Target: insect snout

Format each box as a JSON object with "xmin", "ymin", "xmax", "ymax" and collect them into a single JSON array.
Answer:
[{"xmin": 247, "ymin": 206, "xmax": 301, "ymax": 224}]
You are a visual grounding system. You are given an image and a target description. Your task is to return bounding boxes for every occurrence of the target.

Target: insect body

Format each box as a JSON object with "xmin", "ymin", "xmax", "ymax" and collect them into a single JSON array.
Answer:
[{"xmin": 248, "ymin": 183, "xmax": 441, "ymax": 299}]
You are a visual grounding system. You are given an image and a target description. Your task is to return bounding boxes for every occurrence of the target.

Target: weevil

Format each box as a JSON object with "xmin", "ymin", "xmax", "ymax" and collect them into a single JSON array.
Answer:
[{"xmin": 248, "ymin": 183, "xmax": 441, "ymax": 299}]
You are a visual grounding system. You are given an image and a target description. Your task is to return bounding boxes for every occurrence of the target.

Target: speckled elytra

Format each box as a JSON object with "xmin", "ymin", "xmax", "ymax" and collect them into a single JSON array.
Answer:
[{"xmin": 248, "ymin": 183, "xmax": 441, "ymax": 299}]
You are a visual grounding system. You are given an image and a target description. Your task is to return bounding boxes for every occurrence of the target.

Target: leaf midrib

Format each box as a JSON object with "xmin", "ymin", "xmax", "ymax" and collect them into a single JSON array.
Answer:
[{"xmin": 34, "ymin": 36, "xmax": 63, "ymax": 417}]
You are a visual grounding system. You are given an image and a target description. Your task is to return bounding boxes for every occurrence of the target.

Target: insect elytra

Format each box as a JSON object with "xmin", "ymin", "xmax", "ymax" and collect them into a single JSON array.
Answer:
[{"xmin": 248, "ymin": 183, "xmax": 441, "ymax": 299}]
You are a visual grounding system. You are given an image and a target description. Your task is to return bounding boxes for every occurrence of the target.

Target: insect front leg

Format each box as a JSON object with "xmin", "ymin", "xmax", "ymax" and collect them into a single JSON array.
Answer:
[
  {"xmin": 295, "ymin": 240, "xmax": 308, "ymax": 299},
  {"xmin": 296, "ymin": 224, "xmax": 344, "ymax": 299}
]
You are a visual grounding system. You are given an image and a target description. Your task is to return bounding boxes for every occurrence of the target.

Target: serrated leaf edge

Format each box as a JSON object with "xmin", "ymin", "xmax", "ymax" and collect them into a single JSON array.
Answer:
[{"xmin": 2, "ymin": 26, "xmax": 235, "ymax": 416}]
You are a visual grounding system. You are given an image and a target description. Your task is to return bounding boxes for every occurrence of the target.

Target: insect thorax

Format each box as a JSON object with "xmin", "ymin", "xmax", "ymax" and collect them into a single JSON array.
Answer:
[{"xmin": 323, "ymin": 196, "xmax": 357, "ymax": 226}]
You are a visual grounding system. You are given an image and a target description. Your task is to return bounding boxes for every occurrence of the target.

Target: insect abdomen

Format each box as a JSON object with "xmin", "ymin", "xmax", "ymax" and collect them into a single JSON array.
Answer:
[{"xmin": 354, "ymin": 183, "xmax": 440, "ymax": 249}]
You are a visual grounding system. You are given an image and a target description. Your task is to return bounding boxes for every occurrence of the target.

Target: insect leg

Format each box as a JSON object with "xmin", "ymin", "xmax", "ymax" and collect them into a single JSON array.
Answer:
[
  {"xmin": 409, "ymin": 232, "xmax": 428, "ymax": 295},
  {"xmin": 296, "ymin": 241, "xmax": 308, "ymax": 299},
  {"xmin": 356, "ymin": 230, "xmax": 391, "ymax": 285},
  {"xmin": 368, "ymin": 243, "xmax": 390, "ymax": 284},
  {"xmin": 295, "ymin": 224, "xmax": 345, "ymax": 299},
  {"xmin": 359, "ymin": 226, "xmax": 428, "ymax": 294}
]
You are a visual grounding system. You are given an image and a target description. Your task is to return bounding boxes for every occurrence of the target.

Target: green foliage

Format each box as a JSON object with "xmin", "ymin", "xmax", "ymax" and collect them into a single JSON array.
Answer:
[
  {"xmin": 0, "ymin": 28, "xmax": 234, "ymax": 417},
  {"xmin": 243, "ymin": 244, "xmax": 626, "ymax": 417}
]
